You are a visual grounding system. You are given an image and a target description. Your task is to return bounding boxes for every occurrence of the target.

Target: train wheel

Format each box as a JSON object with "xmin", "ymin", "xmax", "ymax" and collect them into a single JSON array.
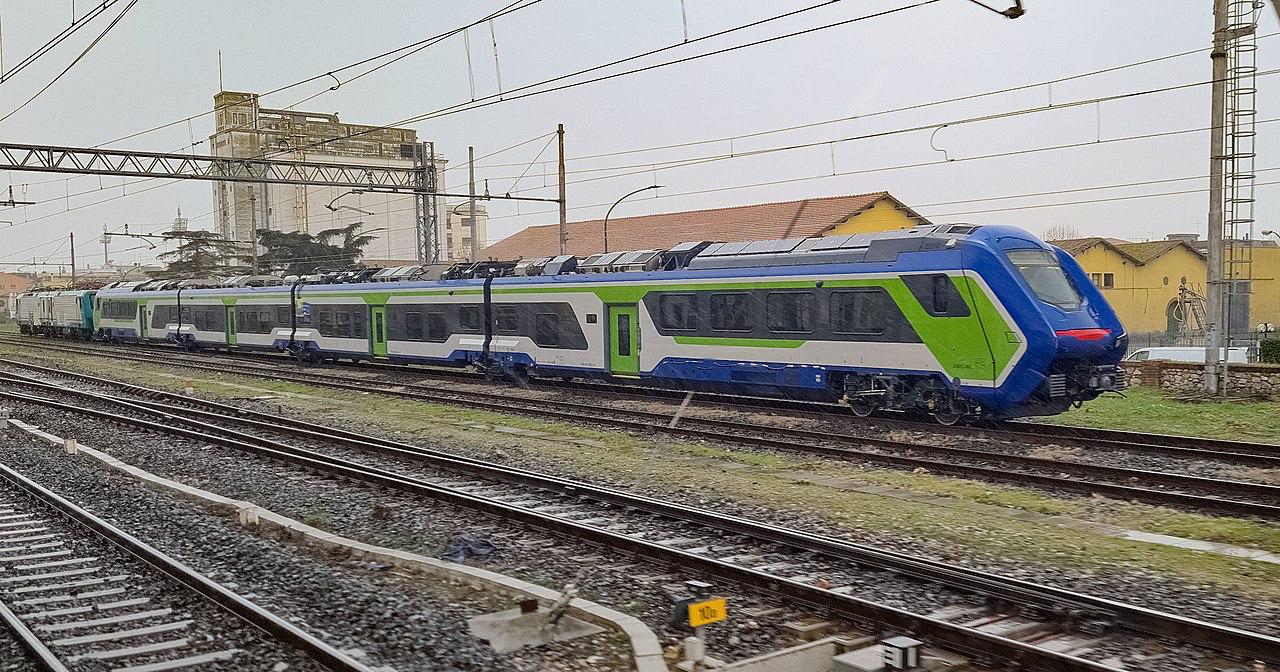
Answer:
[
  {"xmin": 848, "ymin": 397, "xmax": 877, "ymax": 418},
  {"xmin": 932, "ymin": 398, "xmax": 967, "ymax": 426}
]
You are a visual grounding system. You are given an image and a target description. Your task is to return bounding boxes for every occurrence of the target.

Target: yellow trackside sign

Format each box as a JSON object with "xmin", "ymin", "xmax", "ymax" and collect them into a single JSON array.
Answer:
[{"xmin": 687, "ymin": 597, "xmax": 727, "ymax": 628}]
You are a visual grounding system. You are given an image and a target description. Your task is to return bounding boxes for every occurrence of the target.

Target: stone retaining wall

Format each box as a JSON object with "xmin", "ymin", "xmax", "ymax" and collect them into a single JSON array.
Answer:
[{"xmin": 1124, "ymin": 360, "xmax": 1280, "ymax": 398}]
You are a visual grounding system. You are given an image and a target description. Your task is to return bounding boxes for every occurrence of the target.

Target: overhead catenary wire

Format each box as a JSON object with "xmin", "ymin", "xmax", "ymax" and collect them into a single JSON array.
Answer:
[
  {"xmin": 0, "ymin": 0, "xmax": 121, "ymax": 84},
  {"xmin": 0, "ymin": 3, "xmax": 1249, "ymax": 264},
  {"xmin": 1, "ymin": 0, "xmax": 547, "ymax": 221},
  {"xmin": 467, "ymin": 31, "xmax": 1280, "ymax": 171},
  {"xmin": 251, "ymin": 0, "xmax": 923, "ymax": 160},
  {"xmin": 0, "ymin": 0, "xmax": 140, "ymax": 124},
  {"xmin": 88, "ymin": 0, "xmax": 542, "ymax": 150}
]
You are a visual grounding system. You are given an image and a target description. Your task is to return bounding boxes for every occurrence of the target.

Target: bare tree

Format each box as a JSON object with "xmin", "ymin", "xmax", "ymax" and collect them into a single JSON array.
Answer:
[{"xmin": 1042, "ymin": 222, "xmax": 1080, "ymax": 242}]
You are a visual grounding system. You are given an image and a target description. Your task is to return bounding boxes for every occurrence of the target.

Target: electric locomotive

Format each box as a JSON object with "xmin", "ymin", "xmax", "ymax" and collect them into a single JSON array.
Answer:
[{"xmin": 80, "ymin": 223, "xmax": 1126, "ymax": 423}]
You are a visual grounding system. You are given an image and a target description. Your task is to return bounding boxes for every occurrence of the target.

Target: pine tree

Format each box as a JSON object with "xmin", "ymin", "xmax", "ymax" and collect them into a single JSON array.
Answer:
[{"xmin": 149, "ymin": 231, "xmax": 241, "ymax": 279}]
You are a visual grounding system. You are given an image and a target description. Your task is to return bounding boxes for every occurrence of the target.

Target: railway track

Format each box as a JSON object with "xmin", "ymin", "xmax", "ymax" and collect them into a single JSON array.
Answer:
[
  {"xmin": 1, "ymin": 370, "xmax": 1277, "ymax": 670},
  {"xmin": 4, "ymin": 350, "xmax": 1279, "ymax": 521},
  {"xmin": 3, "ymin": 334, "xmax": 1277, "ymax": 465},
  {"xmin": 0, "ymin": 452, "xmax": 370, "ymax": 672}
]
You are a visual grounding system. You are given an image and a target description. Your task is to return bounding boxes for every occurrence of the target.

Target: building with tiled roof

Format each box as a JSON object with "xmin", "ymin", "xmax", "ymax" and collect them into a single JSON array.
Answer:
[
  {"xmin": 1048, "ymin": 234, "xmax": 1280, "ymax": 337},
  {"xmin": 480, "ymin": 192, "xmax": 928, "ymax": 260}
]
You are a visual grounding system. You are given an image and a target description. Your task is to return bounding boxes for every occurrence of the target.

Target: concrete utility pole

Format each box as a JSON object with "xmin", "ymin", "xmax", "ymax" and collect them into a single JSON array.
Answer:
[
  {"xmin": 1205, "ymin": 0, "xmax": 1229, "ymax": 394},
  {"xmin": 557, "ymin": 123, "xmax": 567, "ymax": 255},
  {"xmin": 102, "ymin": 224, "xmax": 109, "ymax": 266},
  {"xmin": 69, "ymin": 232, "xmax": 76, "ymax": 288},
  {"xmin": 248, "ymin": 190, "xmax": 260, "ymax": 274},
  {"xmin": 468, "ymin": 145, "xmax": 478, "ymax": 262}
]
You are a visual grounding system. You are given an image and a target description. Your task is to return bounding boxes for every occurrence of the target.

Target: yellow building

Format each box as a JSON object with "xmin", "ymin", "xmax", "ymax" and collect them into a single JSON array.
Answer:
[{"xmin": 1053, "ymin": 235, "xmax": 1280, "ymax": 336}]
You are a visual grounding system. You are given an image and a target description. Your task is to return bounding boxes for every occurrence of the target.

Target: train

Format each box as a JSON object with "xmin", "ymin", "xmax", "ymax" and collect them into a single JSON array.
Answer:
[{"xmin": 14, "ymin": 223, "xmax": 1128, "ymax": 423}]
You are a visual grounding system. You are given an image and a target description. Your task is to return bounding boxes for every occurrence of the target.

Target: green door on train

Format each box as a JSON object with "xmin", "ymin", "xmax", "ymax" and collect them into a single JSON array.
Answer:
[
  {"xmin": 225, "ymin": 305, "xmax": 237, "ymax": 347},
  {"xmin": 370, "ymin": 305, "xmax": 388, "ymax": 357},
  {"xmin": 607, "ymin": 304, "xmax": 639, "ymax": 376}
]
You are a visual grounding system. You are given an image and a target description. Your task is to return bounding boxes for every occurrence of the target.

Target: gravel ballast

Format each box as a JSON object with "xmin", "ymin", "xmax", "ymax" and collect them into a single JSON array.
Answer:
[
  {"xmin": 0, "ymin": 384, "xmax": 1269, "ymax": 671},
  {"xmin": 0, "ymin": 425, "xmax": 630, "ymax": 672}
]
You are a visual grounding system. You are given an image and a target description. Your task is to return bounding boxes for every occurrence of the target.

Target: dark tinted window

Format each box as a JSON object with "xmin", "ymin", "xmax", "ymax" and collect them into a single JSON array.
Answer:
[
  {"xmin": 312, "ymin": 305, "xmax": 368, "ymax": 339},
  {"xmin": 405, "ymin": 311, "xmax": 424, "ymax": 340},
  {"xmin": 659, "ymin": 294, "xmax": 697, "ymax": 331},
  {"xmin": 1006, "ymin": 248, "xmax": 1082, "ymax": 310},
  {"xmin": 427, "ymin": 313, "xmax": 447, "ymax": 342},
  {"xmin": 617, "ymin": 314, "xmax": 631, "ymax": 356},
  {"xmin": 901, "ymin": 273, "xmax": 970, "ymax": 318},
  {"xmin": 495, "ymin": 305, "xmax": 519, "ymax": 333},
  {"xmin": 150, "ymin": 304, "xmax": 181, "ymax": 329},
  {"xmin": 534, "ymin": 313, "xmax": 559, "ymax": 347},
  {"xmin": 766, "ymin": 292, "xmax": 814, "ymax": 333},
  {"xmin": 460, "ymin": 305, "xmax": 482, "ymax": 331},
  {"xmin": 932, "ymin": 276, "xmax": 950, "ymax": 314},
  {"xmin": 101, "ymin": 299, "xmax": 138, "ymax": 320},
  {"xmin": 832, "ymin": 290, "xmax": 886, "ymax": 335},
  {"xmin": 709, "ymin": 293, "xmax": 751, "ymax": 332}
]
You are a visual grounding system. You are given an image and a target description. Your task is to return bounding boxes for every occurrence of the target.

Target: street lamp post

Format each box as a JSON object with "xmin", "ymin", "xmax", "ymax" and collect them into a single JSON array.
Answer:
[{"xmin": 603, "ymin": 185, "xmax": 662, "ymax": 253}]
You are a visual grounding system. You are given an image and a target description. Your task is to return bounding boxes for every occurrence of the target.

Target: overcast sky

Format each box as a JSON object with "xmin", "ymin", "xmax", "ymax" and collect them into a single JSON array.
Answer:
[{"xmin": 0, "ymin": 0, "xmax": 1272, "ymax": 271}]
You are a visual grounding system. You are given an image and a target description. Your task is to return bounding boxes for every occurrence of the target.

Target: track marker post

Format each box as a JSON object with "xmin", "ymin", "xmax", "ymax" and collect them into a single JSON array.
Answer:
[{"xmin": 675, "ymin": 580, "xmax": 726, "ymax": 670}]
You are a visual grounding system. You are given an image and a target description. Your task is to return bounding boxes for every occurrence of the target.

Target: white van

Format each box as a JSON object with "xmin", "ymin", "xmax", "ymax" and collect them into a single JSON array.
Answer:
[{"xmin": 1125, "ymin": 347, "xmax": 1250, "ymax": 363}]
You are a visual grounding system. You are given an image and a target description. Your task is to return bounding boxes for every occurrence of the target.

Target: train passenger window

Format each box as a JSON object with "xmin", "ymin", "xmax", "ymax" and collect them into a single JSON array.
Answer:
[
  {"xmin": 405, "ymin": 312, "xmax": 424, "ymax": 340},
  {"xmin": 534, "ymin": 313, "xmax": 560, "ymax": 347},
  {"xmin": 766, "ymin": 292, "xmax": 814, "ymax": 333},
  {"xmin": 316, "ymin": 307, "xmax": 334, "ymax": 333},
  {"xmin": 831, "ymin": 290, "xmax": 886, "ymax": 335},
  {"xmin": 336, "ymin": 311, "xmax": 353, "ymax": 338},
  {"xmin": 495, "ymin": 306, "xmax": 519, "ymax": 334},
  {"xmin": 709, "ymin": 293, "xmax": 752, "ymax": 332},
  {"xmin": 427, "ymin": 313, "xmax": 447, "ymax": 342},
  {"xmin": 276, "ymin": 306, "xmax": 293, "ymax": 325},
  {"xmin": 460, "ymin": 305, "xmax": 482, "ymax": 331},
  {"xmin": 658, "ymin": 294, "xmax": 698, "ymax": 331}
]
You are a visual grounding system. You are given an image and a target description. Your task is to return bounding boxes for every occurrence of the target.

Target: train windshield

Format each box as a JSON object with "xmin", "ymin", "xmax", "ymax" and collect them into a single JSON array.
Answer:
[{"xmin": 1004, "ymin": 248, "xmax": 1082, "ymax": 310}]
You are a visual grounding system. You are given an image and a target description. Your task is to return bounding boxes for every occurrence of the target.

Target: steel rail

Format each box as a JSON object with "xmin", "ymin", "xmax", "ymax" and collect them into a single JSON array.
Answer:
[
  {"xmin": 0, "ymin": 459, "xmax": 374, "ymax": 672},
  {"xmin": 2, "ymin": 365, "xmax": 1280, "ymax": 661},
  {"xmin": 5, "ymin": 354, "xmax": 1277, "ymax": 519},
  {"xmin": 0, "ymin": 389, "xmax": 1255, "ymax": 671},
  {"xmin": 0, "ymin": 598, "xmax": 68, "ymax": 672},
  {"xmin": 4, "ymin": 335, "xmax": 1278, "ymax": 465}
]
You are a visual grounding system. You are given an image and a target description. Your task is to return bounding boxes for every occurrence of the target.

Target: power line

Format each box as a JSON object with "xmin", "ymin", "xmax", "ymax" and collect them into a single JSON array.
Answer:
[
  {"xmin": 0, "ymin": 0, "xmax": 122, "ymax": 84},
  {"xmin": 90, "ymin": 0, "xmax": 543, "ymax": 149},
  {"xmin": 0, "ymin": 0, "xmax": 141, "ymax": 124},
  {"xmin": 1, "ymin": 1, "xmax": 546, "ymax": 226},
  {"xmin": 469, "ymin": 32, "xmax": 1280, "ymax": 172},
  {"xmin": 497, "ymin": 70, "xmax": 1280, "ymax": 196},
  {"xmin": 255, "ymin": 0, "xmax": 934, "ymax": 161}
]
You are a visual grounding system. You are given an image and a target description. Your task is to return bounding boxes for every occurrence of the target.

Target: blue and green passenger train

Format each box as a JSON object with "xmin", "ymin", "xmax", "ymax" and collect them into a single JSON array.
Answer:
[{"xmin": 16, "ymin": 223, "xmax": 1128, "ymax": 423}]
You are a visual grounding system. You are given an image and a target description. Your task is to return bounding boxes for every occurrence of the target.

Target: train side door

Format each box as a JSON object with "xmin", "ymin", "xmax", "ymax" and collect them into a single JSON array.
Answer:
[
  {"xmin": 138, "ymin": 302, "xmax": 147, "ymax": 338},
  {"xmin": 607, "ymin": 304, "xmax": 639, "ymax": 376},
  {"xmin": 225, "ymin": 305, "xmax": 237, "ymax": 347},
  {"xmin": 370, "ymin": 305, "xmax": 388, "ymax": 357}
]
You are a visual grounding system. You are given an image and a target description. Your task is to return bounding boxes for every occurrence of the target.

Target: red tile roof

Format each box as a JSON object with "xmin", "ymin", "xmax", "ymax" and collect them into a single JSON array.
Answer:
[
  {"xmin": 1049, "ymin": 237, "xmax": 1205, "ymax": 265},
  {"xmin": 480, "ymin": 192, "xmax": 921, "ymax": 260}
]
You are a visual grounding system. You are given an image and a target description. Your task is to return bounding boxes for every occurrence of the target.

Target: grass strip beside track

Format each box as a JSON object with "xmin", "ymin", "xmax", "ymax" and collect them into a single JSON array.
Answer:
[{"xmin": 3, "ymin": 340, "xmax": 1280, "ymax": 602}]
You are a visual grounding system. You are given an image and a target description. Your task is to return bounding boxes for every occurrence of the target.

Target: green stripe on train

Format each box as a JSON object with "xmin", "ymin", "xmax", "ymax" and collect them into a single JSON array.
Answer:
[{"xmin": 125, "ymin": 273, "xmax": 1021, "ymax": 382}]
